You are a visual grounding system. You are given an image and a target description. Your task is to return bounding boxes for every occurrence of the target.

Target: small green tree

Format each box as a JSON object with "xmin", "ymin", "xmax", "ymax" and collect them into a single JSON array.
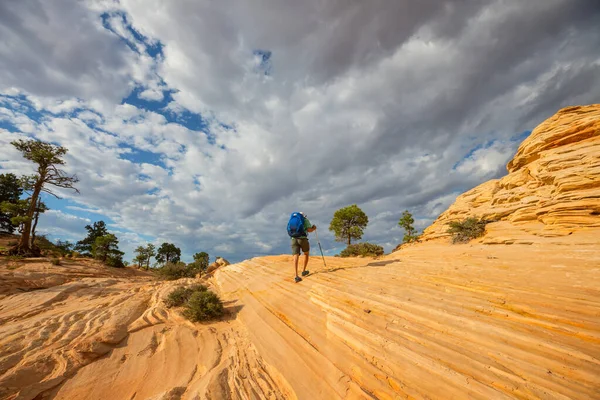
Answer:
[
  {"xmin": 193, "ymin": 252, "xmax": 209, "ymax": 270},
  {"xmin": 76, "ymin": 221, "xmax": 108, "ymax": 256},
  {"xmin": 10, "ymin": 139, "xmax": 79, "ymax": 255},
  {"xmin": 0, "ymin": 198, "xmax": 47, "ymax": 239},
  {"xmin": 398, "ymin": 210, "xmax": 419, "ymax": 243},
  {"xmin": 187, "ymin": 251, "xmax": 210, "ymax": 276},
  {"xmin": 134, "ymin": 243, "xmax": 156, "ymax": 270},
  {"xmin": 92, "ymin": 234, "xmax": 124, "ymax": 265},
  {"xmin": 156, "ymin": 242, "xmax": 181, "ymax": 264},
  {"xmin": 329, "ymin": 204, "xmax": 369, "ymax": 245},
  {"xmin": 0, "ymin": 173, "xmax": 23, "ymax": 233},
  {"xmin": 54, "ymin": 239, "xmax": 74, "ymax": 256}
]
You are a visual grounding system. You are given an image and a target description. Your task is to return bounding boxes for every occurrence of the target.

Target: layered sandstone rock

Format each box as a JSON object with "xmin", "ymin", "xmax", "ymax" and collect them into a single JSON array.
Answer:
[
  {"xmin": 421, "ymin": 104, "xmax": 600, "ymax": 243},
  {"xmin": 4, "ymin": 242, "xmax": 598, "ymax": 400}
]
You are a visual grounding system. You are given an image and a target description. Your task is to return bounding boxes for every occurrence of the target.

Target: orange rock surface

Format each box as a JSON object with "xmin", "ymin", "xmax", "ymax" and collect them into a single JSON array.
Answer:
[
  {"xmin": 2, "ymin": 241, "xmax": 599, "ymax": 399},
  {"xmin": 422, "ymin": 104, "xmax": 600, "ymax": 243}
]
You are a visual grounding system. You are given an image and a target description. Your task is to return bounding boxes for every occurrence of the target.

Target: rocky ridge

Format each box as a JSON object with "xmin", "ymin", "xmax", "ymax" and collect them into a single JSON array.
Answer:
[{"xmin": 421, "ymin": 104, "xmax": 600, "ymax": 244}]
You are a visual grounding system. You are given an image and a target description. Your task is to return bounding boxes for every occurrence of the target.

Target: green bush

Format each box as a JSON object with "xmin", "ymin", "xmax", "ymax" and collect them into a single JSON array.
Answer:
[
  {"xmin": 50, "ymin": 257, "xmax": 61, "ymax": 265},
  {"xmin": 164, "ymin": 287, "xmax": 191, "ymax": 308},
  {"xmin": 339, "ymin": 242, "xmax": 384, "ymax": 257},
  {"xmin": 163, "ymin": 284, "xmax": 208, "ymax": 308},
  {"xmin": 157, "ymin": 261, "xmax": 200, "ymax": 280},
  {"xmin": 182, "ymin": 290, "xmax": 224, "ymax": 322},
  {"xmin": 447, "ymin": 217, "xmax": 488, "ymax": 243},
  {"xmin": 105, "ymin": 255, "xmax": 125, "ymax": 268}
]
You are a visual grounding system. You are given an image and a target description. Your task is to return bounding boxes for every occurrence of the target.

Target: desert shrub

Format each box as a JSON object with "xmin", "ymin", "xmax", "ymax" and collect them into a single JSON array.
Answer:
[
  {"xmin": 339, "ymin": 242, "xmax": 384, "ymax": 257},
  {"xmin": 157, "ymin": 261, "xmax": 188, "ymax": 280},
  {"xmin": 50, "ymin": 257, "xmax": 61, "ymax": 265},
  {"xmin": 157, "ymin": 261, "xmax": 199, "ymax": 280},
  {"xmin": 402, "ymin": 234, "xmax": 420, "ymax": 244},
  {"xmin": 186, "ymin": 260, "xmax": 204, "ymax": 277},
  {"xmin": 163, "ymin": 284, "xmax": 208, "ymax": 308},
  {"xmin": 447, "ymin": 217, "xmax": 488, "ymax": 243},
  {"xmin": 182, "ymin": 290, "xmax": 224, "ymax": 322},
  {"xmin": 164, "ymin": 287, "xmax": 192, "ymax": 308},
  {"xmin": 71, "ymin": 251, "xmax": 80, "ymax": 259},
  {"xmin": 105, "ymin": 255, "xmax": 125, "ymax": 268}
]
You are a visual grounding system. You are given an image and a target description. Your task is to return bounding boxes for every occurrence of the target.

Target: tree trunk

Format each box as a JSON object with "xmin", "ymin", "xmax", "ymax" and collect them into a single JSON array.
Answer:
[
  {"xmin": 31, "ymin": 198, "xmax": 42, "ymax": 249},
  {"xmin": 16, "ymin": 178, "xmax": 44, "ymax": 256},
  {"xmin": 347, "ymin": 236, "xmax": 351, "ymax": 246}
]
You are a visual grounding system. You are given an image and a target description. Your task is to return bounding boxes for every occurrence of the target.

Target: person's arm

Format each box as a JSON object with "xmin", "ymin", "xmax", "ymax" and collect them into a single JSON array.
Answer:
[{"xmin": 307, "ymin": 225, "xmax": 317, "ymax": 233}]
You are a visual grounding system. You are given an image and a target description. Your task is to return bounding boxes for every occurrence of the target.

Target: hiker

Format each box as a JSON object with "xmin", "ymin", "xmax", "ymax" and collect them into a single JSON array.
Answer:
[{"xmin": 287, "ymin": 212, "xmax": 317, "ymax": 282}]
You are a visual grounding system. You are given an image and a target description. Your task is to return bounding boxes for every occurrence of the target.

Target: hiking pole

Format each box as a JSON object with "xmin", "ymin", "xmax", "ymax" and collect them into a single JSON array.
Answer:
[{"xmin": 314, "ymin": 229, "xmax": 327, "ymax": 268}]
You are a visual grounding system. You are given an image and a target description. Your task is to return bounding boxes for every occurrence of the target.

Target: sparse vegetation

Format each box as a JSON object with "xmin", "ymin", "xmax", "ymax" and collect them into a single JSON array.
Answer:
[
  {"xmin": 329, "ymin": 204, "xmax": 369, "ymax": 245},
  {"xmin": 92, "ymin": 234, "xmax": 125, "ymax": 267},
  {"xmin": 156, "ymin": 261, "xmax": 198, "ymax": 280},
  {"xmin": 164, "ymin": 284, "xmax": 223, "ymax": 322},
  {"xmin": 182, "ymin": 290, "xmax": 224, "ymax": 322},
  {"xmin": 0, "ymin": 173, "xmax": 23, "ymax": 234},
  {"xmin": 76, "ymin": 221, "xmax": 108, "ymax": 257},
  {"xmin": 105, "ymin": 255, "xmax": 125, "ymax": 268},
  {"xmin": 134, "ymin": 243, "xmax": 156, "ymax": 270},
  {"xmin": 50, "ymin": 257, "xmax": 61, "ymax": 266},
  {"xmin": 339, "ymin": 242, "xmax": 384, "ymax": 257},
  {"xmin": 156, "ymin": 242, "xmax": 182, "ymax": 265},
  {"xmin": 399, "ymin": 210, "xmax": 419, "ymax": 243},
  {"xmin": 164, "ymin": 284, "xmax": 208, "ymax": 308},
  {"xmin": 447, "ymin": 217, "xmax": 488, "ymax": 243},
  {"xmin": 9, "ymin": 139, "xmax": 79, "ymax": 256}
]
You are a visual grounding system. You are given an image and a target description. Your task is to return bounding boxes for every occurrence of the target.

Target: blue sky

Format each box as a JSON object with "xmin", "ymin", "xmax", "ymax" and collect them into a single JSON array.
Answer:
[{"xmin": 1, "ymin": 1, "xmax": 599, "ymax": 264}]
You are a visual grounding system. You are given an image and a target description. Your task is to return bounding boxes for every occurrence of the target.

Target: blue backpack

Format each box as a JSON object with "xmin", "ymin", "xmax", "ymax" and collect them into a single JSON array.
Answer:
[{"xmin": 287, "ymin": 212, "xmax": 306, "ymax": 238}]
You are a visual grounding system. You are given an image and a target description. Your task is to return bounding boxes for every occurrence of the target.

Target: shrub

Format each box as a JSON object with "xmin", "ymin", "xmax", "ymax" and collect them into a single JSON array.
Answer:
[
  {"xmin": 339, "ymin": 242, "xmax": 384, "ymax": 257},
  {"xmin": 163, "ymin": 284, "xmax": 208, "ymax": 308},
  {"xmin": 105, "ymin": 255, "xmax": 125, "ymax": 268},
  {"xmin": 164, "ymin": 287, "xmax": 192, "ymax": 308},
  {"xmin": 447, "ymin": 217, "xmax": 488, "ymax": 243},
  {"xmin": 157, "ymin": 262, "xmax": 187, "ymax": 280},
  {"xmin": 157, "ymin": 261, "xmax": 200, "ymax": 280},
  {"xmin": 50, "ymin": 257, "xmax": 61, "ymax": 266},
  {"xmin": 182, "ymin": 290, "xmax": 224, "ymax": 322}
]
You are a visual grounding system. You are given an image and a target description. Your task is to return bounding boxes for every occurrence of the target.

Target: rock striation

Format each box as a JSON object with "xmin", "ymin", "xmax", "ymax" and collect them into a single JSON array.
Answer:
[{"xmin": 421, "ymin": 104, "xmax": 600, "ymax": 243}]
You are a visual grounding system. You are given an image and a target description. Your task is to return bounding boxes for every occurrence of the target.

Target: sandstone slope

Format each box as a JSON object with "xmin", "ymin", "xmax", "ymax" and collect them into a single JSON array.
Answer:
[
  {"xmin": 2, "ymin": 241, "xmax": 599, "ymax": 399},
  {"xmin": 421, "ymin": 104, "xmax": 600, "ymax": 244}
]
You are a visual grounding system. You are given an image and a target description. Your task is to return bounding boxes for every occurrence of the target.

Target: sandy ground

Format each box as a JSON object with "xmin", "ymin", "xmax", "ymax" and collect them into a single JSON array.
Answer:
[{"xmin": 1, "ymin": 230, "xmax": 599, "ymax": 399}]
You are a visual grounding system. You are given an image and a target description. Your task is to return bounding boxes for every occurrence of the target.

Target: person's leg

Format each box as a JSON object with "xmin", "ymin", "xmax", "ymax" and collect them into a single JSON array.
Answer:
[
  {"xmin": 293, "ymin": 254, "xmax": 300, "ymax": 277},
  {"xmin": 301, "ymin": 238, "xmax": 310, "ymax": 275},
  {"xmin": 302, "ymin": 252, "xmax": 309, "ymax": 273},
  {"xmin": 291, "ymin": 238, "xmax": 301, "ymax": 279}
]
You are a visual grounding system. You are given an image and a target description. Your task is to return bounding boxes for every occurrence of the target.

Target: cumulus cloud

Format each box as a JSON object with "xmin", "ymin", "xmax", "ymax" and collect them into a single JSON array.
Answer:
[{"xmin": 1, "ymin": 0, "xmax": 599, "ymax": 262}]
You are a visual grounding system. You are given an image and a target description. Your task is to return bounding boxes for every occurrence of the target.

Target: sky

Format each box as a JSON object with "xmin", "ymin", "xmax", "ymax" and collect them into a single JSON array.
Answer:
[{"xmin": 1, "ymin": 0, "xmax": 599, "ymax": 263}]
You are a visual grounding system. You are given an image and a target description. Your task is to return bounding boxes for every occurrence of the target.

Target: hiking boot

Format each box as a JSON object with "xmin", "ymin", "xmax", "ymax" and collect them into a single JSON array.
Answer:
[
  {"xmin": 301, "ymin": 270, "xmax": 310, "ymax": 276},
  {"xmin": 294, "ymin": 276, "xmax": 302, "ymax": 283}
]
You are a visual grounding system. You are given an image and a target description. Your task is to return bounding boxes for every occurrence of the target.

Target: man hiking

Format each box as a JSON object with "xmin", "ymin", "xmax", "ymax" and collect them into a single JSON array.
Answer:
[{"xmin": 287, "ymin": 212, "xmax": 317, "ymax": 282}]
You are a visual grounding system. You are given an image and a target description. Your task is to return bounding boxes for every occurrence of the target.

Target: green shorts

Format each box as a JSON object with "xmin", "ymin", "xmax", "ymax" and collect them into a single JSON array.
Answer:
[{"xmin": 291, "ymin": 237, "xmax": 310, "ymax": 255}]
